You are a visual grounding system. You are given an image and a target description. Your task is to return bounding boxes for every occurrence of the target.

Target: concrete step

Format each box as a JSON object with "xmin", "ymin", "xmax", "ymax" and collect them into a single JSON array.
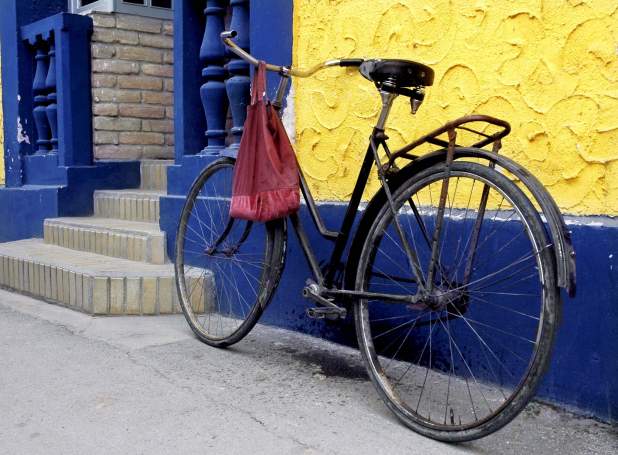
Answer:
[
  {"xmin": 94, "ymin": 189, "xmax": 164, "ymax": 223},
  {"xmin": 0, "ymin": 239, "xmax": 211, "ymax": 315},
  {"xmin": 140, "ymin": 159, "xmax": 172, "ymax": 191},
  {"xmin": 44, "ymin": 217, "xmax": 167, "ymax": 265}
]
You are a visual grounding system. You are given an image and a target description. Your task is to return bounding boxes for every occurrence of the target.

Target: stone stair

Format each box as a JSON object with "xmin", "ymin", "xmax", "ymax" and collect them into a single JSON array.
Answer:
[
  {"xmin": 93, "ymin": 189, "xmax": 164, "ymax": 223},
  {"xmin": 0, "ymin": 160, "xmax": 192, "ymax": 315},
  {"xmin": 43, "ymin": 217, "xmax": 167, "ymax": 264}
]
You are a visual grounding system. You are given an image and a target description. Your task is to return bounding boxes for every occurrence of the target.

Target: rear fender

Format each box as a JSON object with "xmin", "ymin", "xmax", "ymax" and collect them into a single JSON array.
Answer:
[{"xmin": 345, "ymin": 148, "xmax": 576, "ymax": 297}]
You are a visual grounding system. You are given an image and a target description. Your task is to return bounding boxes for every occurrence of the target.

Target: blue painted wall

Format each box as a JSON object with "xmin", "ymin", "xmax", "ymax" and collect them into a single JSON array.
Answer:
[
  {"xmin": 0, "ymin": 186, "xmax": 60, "ymax": 240},
  {"xmin": 262, "ymin": 210, "xmax": 618, "ymax": 423},
  {"xmin": 0, "ymin": 161, "xmax": 140, "ymax": 242}
]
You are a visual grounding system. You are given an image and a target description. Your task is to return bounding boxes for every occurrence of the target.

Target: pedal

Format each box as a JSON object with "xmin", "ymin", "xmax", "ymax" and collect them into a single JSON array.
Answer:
[
  {"xmin": 303, "ymin": 281, "xmax": 348, "ymax": 320},
  {"xmin": 306, "ymin": 306, "xmax": 347, "ymax": 320}
]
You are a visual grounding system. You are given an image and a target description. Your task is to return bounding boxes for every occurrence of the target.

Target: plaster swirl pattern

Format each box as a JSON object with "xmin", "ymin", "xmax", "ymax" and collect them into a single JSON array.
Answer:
[{"xmin": 293, "ymin": 0, "xmax": 618, "ymax": 215}]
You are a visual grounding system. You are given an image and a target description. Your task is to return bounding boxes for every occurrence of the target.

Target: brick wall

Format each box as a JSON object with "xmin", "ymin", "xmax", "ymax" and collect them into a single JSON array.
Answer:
[{"xmin": 90, "ymin": 13, "xmax": 174, "ymax": 160}]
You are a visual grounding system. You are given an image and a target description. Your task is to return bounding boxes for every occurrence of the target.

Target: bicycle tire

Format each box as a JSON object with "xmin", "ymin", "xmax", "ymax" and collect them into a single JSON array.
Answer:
[
  {"xmin": 175, "ymin": 157, "xmax": 286, "ymax": 348},
  {"xmin": 353, "ymin": 161, "xmax": 559, "ymax": 442}
]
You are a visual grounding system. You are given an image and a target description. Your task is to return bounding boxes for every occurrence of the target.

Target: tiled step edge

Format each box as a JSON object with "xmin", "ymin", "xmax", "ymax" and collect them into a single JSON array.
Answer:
[
  {"xmin": 44, "ymin": 219, "xmax": 167, "ymax": 265},
  {"xmin": 140, "ymin": 160, "xmax": 171, "ymax": 191},
  {"xmin": 94, "ymin": 190, "xmax": 163, "ymax": 223},
  {"xmin": 0, "ymin": 254, "xmax": 211, "ymax": 316}
]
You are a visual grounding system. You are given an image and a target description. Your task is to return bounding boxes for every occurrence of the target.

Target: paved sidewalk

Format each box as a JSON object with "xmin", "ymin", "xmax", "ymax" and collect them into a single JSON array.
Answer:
[{"xmin": 0, "ymin": 290, "xmax": 615, "ymax": 455}]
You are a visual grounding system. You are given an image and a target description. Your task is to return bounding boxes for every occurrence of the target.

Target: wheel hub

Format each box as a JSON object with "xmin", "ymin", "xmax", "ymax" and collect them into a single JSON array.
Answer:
[{"xmin": 414, "ymin": 286, "xmax": 469, "ymax": 314}]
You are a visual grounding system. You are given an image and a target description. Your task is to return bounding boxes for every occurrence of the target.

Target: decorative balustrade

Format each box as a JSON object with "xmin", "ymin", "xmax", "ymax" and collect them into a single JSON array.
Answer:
[
  {"xmin": 197, "ymin": 0, "xmax": 250, "ymax": 157},
  {"xmin": 21, "ymin": 13, "xmax": 93, "ymax": 168},
  {"xmin": 46, "ymin": 41, "xmax": 59, "ymax": 155},
  {"xmin": 200, "ymin": 0, "xmax": 229, "ymax": 155},
  {"xmin": 224, "ymin": 0, "xmax": 250, "ymax": 156},
  {"xmin": 32, "ymin": 40, "xmax": 53, "ymax": 154}
]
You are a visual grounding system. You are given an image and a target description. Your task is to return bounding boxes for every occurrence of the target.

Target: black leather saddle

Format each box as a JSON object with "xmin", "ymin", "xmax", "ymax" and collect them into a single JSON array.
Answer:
[{"xmin": 359, "ymin": 59, "xmax": 434, "ymax": 88}]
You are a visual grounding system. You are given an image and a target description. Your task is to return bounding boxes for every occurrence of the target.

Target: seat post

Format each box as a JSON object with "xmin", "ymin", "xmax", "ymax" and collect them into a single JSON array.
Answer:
[{"xmin": 375, "ymin": 87, "xmax": 398, "ymax": 130}]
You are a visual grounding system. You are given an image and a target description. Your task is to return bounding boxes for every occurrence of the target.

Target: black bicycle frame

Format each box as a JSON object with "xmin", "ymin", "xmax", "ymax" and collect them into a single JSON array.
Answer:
[
  {"xmin": 292, "ymin": 135, "xmax": 377, "ymax": 289},
  {"xmin": 273, "ymin": 72, "xmax": 522, "ymax": 308},
  {"xmin": 273, "ymin": 75, "xmax": 417, "ymax": 292},
  {"xmin": 269, "ymin": 70, "xmax": 562, "ymax": 307}
]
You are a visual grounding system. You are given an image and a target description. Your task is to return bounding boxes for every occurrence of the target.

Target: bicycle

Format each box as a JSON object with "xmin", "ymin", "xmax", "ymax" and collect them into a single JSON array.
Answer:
[{"xmin": 174, "ymin": 30, "xmax": 576, "ymax": 442}]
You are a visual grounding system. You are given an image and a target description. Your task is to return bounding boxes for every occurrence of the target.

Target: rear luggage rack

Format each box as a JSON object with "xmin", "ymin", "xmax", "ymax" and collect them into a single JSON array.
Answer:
[{"xmin": 388, "ymin": 114, "xmax": 511, "ymax": 166}]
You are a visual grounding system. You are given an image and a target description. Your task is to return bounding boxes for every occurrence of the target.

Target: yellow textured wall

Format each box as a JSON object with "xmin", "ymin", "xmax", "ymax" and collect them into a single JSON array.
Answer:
[
  {"xmin": 0, "ymin": 51, "xmax": 4, "ymax": 185},
  {"xmin": 293, "ymin": 0, "xmax": 618, "ymax": 215}
]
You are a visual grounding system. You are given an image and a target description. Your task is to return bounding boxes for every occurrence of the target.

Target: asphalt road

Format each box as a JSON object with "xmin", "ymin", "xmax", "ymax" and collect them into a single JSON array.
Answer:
[{"xmin": 0, "ymin": 290, "xmax": 615, "ymax": 455}]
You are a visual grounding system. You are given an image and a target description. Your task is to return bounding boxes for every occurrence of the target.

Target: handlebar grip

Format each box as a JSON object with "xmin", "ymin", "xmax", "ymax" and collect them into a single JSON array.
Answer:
[
  {"xmin": 221, "ymin": 30, "xmax": 237, "ymax": 39},
  {"xmin": 339, "ymin": 58, "xmax": 364, "ymax": 67}
]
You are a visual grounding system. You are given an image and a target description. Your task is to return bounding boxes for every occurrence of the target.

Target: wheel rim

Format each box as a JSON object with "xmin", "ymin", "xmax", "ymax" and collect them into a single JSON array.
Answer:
[
  {"xmin": 356, "ymin": 166, "xmax": 554, "ymax": 433},
  {"xmin": 176, "ymin": 162, "xmax": 272, "ymax": 342}
]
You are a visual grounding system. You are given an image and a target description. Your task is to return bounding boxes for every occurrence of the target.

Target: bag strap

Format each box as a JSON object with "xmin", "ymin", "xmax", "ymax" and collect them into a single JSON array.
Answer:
[{"xmin": 251, "ymin": 61, "xmax": 267, "ymax": 105}]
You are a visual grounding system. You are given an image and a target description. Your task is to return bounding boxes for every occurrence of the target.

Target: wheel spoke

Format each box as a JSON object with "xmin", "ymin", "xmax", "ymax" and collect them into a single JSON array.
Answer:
[
  {"xmin": 356, "ymin": 162, "xmax": 556, "ymax": 435},
  {"xmin": 175, "ymin": 160, "xmax": 281, "ymax": 345}
]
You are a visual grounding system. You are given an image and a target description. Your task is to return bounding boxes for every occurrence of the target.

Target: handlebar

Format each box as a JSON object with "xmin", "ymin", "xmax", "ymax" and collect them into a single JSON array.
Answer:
[{"xmin": 221, "ymin": 30, "xmax": 364, "ymax": 78}]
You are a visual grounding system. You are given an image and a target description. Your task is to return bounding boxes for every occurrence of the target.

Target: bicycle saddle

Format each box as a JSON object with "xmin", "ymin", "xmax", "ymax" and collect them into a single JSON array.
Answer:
[{"xmin": 359, "ymin": 59, "xmax": 434, "ymax": 88}]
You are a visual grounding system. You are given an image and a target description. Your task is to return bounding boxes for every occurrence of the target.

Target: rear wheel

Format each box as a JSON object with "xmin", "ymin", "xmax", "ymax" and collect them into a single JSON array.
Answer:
[
  {"xmin": 175, "ymin": 158, "xmax": 286, "ymax": 347},
  {"xmin": 354, "ymin": 161, "xmax": 559, "ymax": 441}
]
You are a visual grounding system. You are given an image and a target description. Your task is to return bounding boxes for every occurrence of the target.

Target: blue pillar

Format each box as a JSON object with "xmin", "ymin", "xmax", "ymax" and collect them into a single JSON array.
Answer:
[
  {"xmin": 0, "ymin": 0, "xmax": 66, "ymax": 187},
  {"xmin": 51, "ymin": 14, "xmax": 93, "ymax": 166},
  {"xmin": 199, "ymin": 0, "xmax": 228, "ymax": 155},
  {"xmin": 222, "ymin": 0, "xmax": 250, "ymax": 158},
  {"xmin": 250, "ymin": 0, "xmax": 293, "ymax": 100},
  {"xmin": 173, "ymin": 0, "xmax": 207, "ymax": 161}
]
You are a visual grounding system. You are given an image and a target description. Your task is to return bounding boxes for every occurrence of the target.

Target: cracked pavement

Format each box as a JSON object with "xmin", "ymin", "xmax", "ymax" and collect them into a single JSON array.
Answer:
[{"xmin": 0, "ymin": 290, "xmax": 616, "ymax": 454}]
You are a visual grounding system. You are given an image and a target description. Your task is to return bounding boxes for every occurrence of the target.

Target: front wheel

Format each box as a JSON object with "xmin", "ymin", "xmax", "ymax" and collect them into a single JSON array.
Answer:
[
  {"xmin": 354, "ymin": 161, "xmax": 559, "ymax": 441},
  {"xmin": 175, "ymin": 157, "xmax": 286, "ymax": 348}
]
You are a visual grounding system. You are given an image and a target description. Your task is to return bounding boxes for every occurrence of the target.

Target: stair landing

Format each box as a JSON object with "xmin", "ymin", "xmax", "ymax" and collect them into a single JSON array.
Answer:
[{"xmin": 0, "ymin": 160, "xmax": 184, "ymax": 315}]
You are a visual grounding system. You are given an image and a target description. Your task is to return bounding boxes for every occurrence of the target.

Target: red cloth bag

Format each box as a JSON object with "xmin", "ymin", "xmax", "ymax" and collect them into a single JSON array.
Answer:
[{"xmin": 229, "ymin": 61, "xmax": 300, "ymax": 222}]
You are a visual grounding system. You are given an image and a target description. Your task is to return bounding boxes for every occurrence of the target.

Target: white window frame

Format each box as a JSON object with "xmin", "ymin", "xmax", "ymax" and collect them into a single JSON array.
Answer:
[{"xmin": 69, "ymin": 0, "xmax": 173, "ymax": 20}]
